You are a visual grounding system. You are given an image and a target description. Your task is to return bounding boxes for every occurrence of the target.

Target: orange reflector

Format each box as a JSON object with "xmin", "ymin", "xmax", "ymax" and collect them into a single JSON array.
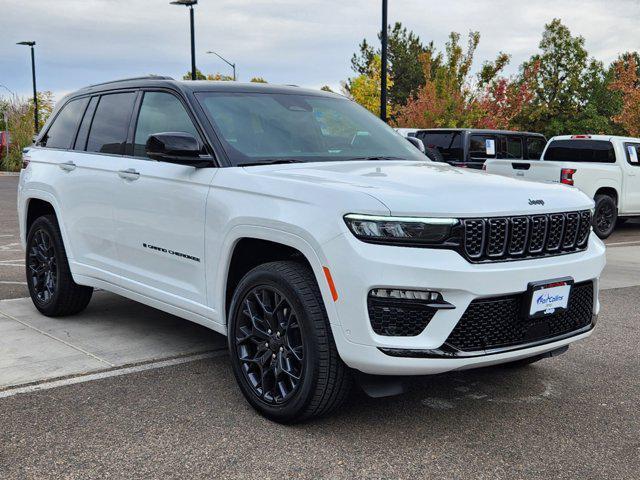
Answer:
[{"xmin": 323, "ymin": 266, "xmax": 338, "ymax": 302}]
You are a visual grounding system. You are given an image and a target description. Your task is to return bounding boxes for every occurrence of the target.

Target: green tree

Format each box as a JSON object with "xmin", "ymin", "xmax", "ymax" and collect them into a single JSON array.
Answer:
[
  {"xmin": 518, "ymin": 19, "xmax": 617, "ymax": 136},
  {"xmin": 345, "ymin": 55, "xmax": 393, "ymax": 116},
  {"xmin": 182, "ymin": 69, "xmax": 233, "ymax": 81},
  {"xmin": 1, "ymin": 92, "xmax": 54, "ymax": 171},
  {"xmin": 350, "ymin": 22, "xmax": 440, "ymax": 109},
  {"xmin": 250, "ymin": 77, "xmax": 268, "ymax": 83},
  {"xmin": 394, "ymin": 31, "xmax": 501, "ymax": 128}
]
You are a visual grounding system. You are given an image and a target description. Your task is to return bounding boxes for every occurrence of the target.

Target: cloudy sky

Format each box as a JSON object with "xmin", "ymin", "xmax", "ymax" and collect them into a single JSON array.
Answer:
[{"xmin": 1, "ymin": 0, "xmax": 638, "ymax": 101}]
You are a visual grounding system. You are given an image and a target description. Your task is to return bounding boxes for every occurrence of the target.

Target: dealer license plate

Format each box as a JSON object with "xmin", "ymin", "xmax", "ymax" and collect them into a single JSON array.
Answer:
[{"xmin": 529, "ymin": 280, "xmax": 572, "ymax": 317}]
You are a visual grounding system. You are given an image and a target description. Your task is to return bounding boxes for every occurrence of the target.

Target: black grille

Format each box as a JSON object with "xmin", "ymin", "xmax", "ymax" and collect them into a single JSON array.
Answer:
[
  {"xmin": 445, "ymin": 281, "xmax": 594, "ymax": 352},
  {"xmin": 368, "ymin": 298, "xmax": 436, "ymax": 336},
  {"xmin": 462, "ymin": 210, "xmax": 591, "ymax": 262}
]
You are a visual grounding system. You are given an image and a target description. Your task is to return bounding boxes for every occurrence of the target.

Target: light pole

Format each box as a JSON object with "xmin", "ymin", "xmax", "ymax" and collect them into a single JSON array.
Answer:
[
  {"xmin": 380, "ymin": 0, "xmax": 388, "ymax": 123},
  {"xmin": 170, "ymin": 0, "xmax": 198, "ymax": 80},
  {"xmin": 206, "ymin": 50, "xmax": 237, "ymax": 81},
  {"xmin": 16, "ymin": 41, "xmax": 38, "ymax": 132}
]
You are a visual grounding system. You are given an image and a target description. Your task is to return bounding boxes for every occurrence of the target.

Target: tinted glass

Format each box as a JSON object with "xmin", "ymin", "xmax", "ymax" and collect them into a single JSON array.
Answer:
[
  {"xmin": 73, "ymin": 96, "xmax": 98, "ymax": 151},
  {"xmin": 134, "ymin": 92, "xmax": 201, "ymax": 157},
  {"xmin": 526, "ymin": 137, "xmax": 546, "ymax": 159},
  {"xmin": 624, "ymin": 143, "xmax": 640, "ymax": 166},
  {"xmin": 469, "ymin": 135, "xmax": 497, "ymax": 159},
  {"xmin": 195, "ymin": 92, "xmax": 424, "ymax": 166},
  {"xmin": 86, "ymin": 92, "xmax": 136, "ymax": 155},
  {"xmin": 41, "ymin": 98, "xmax": 88, "ymax": 149},
  {"xmin": 416, "ymin": 132, "xmax": 464, "ymax": 161},
  {"xmin": 505, "ymin": 137, "xmax": 523, "ymax": 159},
  {"xmin": 544, "ymin": 140, "xmax": 615, "ymax": 163}
]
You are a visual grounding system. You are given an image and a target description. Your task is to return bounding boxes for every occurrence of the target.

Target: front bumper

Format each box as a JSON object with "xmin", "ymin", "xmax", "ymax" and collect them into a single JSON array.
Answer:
[{"xmin": 321, "ymin": 233, "xmax": 606, "ymax": 375}]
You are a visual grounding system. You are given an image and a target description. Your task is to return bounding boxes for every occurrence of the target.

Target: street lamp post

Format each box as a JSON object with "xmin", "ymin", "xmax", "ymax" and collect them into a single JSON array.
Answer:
[
  {"xmin": 206, "ymin": 50, "xmax": 237, "ymax": 81},
  {"xmin": 170, "ymin": 0, "xmax": 198, "ymax": 81},
  {"xmin": 16, "ymin": 41, "xmax": 38, "ymax": 132},
  {"xmin": 380, "ymin": 0, "xmax": 388, "ymax": 123}
]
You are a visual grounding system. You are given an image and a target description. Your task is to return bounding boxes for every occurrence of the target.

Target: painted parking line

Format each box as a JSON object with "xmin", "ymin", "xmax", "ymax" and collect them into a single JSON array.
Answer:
[
  {"xmin": 606, "ymin": 240, "xmax": 640, "ymax": 247},
  {"xmin": 0, "ymin": 281, "xmax": 27, "ymax": 285},
  {"xmin": 0, "ymin": 351, "xmax": 225, "ymax": 399}
]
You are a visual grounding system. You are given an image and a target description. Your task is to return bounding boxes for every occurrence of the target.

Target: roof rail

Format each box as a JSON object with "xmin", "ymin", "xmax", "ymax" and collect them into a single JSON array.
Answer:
[{"xmin": 83, "ymin": 75, "xmax": 174, "ymax": 89}]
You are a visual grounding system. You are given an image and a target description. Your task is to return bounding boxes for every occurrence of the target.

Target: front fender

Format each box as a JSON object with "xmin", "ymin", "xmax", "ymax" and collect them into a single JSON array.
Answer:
[{"xmin": 214, "ymin": 224, "xmax": 341, "ymax": 328}]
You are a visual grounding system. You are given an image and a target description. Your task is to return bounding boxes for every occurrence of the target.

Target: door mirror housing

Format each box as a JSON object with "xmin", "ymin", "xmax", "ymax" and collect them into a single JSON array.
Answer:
[
  {"xmin": 406, "ymin": 136, "xmax": 426, "ymax": 154},
  {"xmin": 145, "ymin": 132, "xmax": 214, "ymax": 167}
]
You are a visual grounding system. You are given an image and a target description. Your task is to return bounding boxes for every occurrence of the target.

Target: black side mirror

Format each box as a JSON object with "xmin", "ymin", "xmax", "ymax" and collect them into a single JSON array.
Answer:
[
  {"xmin": 406, "ymin": 136, "xmax": 426, "ymax": 154},
  {"xmin": 145, "ymin": 132, "xmax": 213, "ymax": 167}
]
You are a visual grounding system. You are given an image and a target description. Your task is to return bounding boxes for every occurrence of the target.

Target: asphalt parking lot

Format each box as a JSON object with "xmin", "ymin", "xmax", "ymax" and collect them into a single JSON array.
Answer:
[{"xmin": 1, "ymin": 175, "xmax": 639, "ymax": 479}]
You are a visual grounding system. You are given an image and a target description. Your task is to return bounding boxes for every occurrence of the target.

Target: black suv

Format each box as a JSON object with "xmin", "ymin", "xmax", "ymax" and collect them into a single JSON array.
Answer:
[{"xmin": 411, "ymin": 129, "xmax": 547, "ymax": 169}]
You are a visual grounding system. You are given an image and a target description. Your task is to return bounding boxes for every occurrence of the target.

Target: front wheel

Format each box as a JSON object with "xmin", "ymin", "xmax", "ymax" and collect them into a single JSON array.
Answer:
[
  {"xmin": 26, "ymin": 215, "xmax": 93, "ymax": 316},
  {"xmin": 592, "ymin": 194, "xmax": 617, "ymax": 239},
  {"xmin": 227, "ymin": 261, "xmax": 352, "ymax": 423}
]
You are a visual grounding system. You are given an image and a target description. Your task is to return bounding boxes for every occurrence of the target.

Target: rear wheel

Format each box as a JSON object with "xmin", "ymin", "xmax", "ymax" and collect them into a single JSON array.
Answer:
[
  {"xmin": 26, "ymin": 215, "xmax": 93, "ymax": 316},
  {"xmin": 227, "ymin": 261, "xmax": 351, "ymax": 423},
  {"xmin": 592, "ymin": 194, "xmax": 617, "ymax": 239}
]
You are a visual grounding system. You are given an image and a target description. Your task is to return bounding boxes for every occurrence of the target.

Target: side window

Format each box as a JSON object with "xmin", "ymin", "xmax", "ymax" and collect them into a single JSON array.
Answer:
[
  {"xmin": 624, "ymin": 143, "xmax": 640, "ymax": 166},
  {"xmin": 469, "ymin": 135, "xmax": 497, "ymax": 159},
  {"xmin": 526, "ymin": 137, "xmax": 546, "ymax": 160},
  {"xmin": 40, "ymin": 97, "xmax": 89, "ymax": 149},
  {"xmin": 133, "ymin": 92, "xmax": 200, "ymax": 157},
  {"xmin": 86, "ymin": 92, "xmax": 136, "ymax": 155},
  {"xmin": 505, "ymin": 137, "xmax": 523, "ymax": 159},
  {"xmin": 73, "ymin": 96, "xmax": 98, "ymax": 151}
]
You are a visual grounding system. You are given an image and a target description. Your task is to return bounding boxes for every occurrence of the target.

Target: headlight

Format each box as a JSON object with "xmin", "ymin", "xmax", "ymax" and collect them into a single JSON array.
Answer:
[{"xmin": 344, "ymin": 214, "xmax": 462, "ymax": 247}]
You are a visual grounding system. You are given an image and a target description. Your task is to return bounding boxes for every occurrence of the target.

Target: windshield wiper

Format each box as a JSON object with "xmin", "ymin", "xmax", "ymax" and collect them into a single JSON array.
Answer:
[
  {"xmin": 348, "ymin": 155, "xmax": 408, "ymax": 161},
  {"xmin": 240, "ymin": 159, "xmax": 304, "ymax": 167}
]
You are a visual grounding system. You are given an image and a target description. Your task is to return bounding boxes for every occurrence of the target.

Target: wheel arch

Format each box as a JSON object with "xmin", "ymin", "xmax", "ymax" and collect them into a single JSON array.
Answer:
[
  {"xmin": 21, "ymin": 191, "xmax": 74, "ymax": 259},
  {"xmin": 593, "ymin": 186, "xmax": 619, "ymax": 206},
  {"xmin": 216, "ymin": 226, "xmax": 339, "ymax": 328}
]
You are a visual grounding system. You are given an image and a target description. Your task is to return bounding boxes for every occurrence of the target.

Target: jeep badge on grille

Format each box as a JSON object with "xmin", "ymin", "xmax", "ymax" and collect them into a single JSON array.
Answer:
[{"xmin": 528, "ymin": 199, "xmax": 545, "ymax": 206}]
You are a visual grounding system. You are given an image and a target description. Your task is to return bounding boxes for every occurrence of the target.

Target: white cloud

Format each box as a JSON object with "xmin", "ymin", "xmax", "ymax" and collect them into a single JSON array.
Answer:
[{"xmin": 1, "ymin": 0, "xmax": 638, "ymax": 101}]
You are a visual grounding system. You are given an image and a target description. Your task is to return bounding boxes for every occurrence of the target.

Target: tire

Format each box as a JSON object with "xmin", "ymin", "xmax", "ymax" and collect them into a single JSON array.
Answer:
[
  {"xmin": 25, "ymin": 215, "xmax": 93, "ymax": 316},
  {"xmin": 227, "ymin": 261, "xmax": 352, "ymax": 423},
  {"xmin": 424, "ymin": 146, "xmax": 444, "ymax": 163},
  {"xmin": 592, "ymin": 194, "xmax": 617, "ymax": 239}
]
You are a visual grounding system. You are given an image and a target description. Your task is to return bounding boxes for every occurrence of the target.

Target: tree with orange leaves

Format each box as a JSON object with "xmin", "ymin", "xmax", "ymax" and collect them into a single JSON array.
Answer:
[{"xmin": 609, "ymin": 56, "xmax": 640, "ymax": 136}]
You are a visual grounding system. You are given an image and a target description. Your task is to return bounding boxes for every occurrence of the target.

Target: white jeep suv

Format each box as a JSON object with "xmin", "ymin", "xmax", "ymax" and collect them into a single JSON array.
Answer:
[{"xmin": 18, "ymin": 77, "xmax": 606, "ymax": 422}]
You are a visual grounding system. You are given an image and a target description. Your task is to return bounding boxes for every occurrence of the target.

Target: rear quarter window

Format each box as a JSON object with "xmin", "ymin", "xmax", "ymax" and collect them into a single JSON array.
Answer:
[
  {"xmin": 416, "ymin": 132, "xmax": 463, "ymax": 161},
  {"xmin": 624, "ymin": 143, "xmax": 640, "ymax": 166},
  {"xmin": 543, "ymin": 140, "xmax": 615, "ymax": 163},
  {"xmin": 40, "ymin": 97, "xmax": 89, "ymax": 149},
  {"xmin": 526, "ymin": 137, "xmax": 546, "ymax": 159}
]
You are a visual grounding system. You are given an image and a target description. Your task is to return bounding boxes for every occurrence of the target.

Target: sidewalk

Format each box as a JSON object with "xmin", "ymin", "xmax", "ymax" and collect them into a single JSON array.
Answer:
[{"xmin": 0, "ymin": 291, "xmax": 225, "ymax": 390}]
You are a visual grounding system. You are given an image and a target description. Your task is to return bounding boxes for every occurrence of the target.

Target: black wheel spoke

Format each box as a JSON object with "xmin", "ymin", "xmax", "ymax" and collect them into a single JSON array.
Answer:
[
  {"xmin": 234, "ymin": 285, "xmax": 304, "ymax": 405},
  {"xmin": 27, "ymin": 228, "xmax": 58, "ymax": 304}
]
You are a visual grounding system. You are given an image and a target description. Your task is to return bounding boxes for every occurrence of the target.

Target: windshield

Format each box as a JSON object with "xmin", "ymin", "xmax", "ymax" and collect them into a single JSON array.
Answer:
[{"xmin": 195, "ymin": 91, "xmax": 425, "ymax": 166}]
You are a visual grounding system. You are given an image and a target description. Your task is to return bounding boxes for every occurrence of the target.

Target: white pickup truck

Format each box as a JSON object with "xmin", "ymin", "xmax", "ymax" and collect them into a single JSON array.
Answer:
[{"xmin": 486, "ymin": 135, "xmax": 640, "ymax": 238}]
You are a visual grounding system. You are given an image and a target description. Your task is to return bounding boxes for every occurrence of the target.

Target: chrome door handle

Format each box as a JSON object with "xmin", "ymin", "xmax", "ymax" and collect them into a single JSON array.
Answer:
[
  {"xmin": 117, "ymin": 168, "xmax": 140, "ymax": 181},
  {"xmin": 59, "ymin": 161, "xmax": 76, "ymax": 172}
]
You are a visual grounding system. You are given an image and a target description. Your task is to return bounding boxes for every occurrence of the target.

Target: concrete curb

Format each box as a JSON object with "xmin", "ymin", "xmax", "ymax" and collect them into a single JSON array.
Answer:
[{"xmin": 0, "ymin": 171, "xmax": 20, "ymax": 176}]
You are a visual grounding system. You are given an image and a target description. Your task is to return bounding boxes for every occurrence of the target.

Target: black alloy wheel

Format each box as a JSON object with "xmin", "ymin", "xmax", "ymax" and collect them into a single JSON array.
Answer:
[
  {"xmin": 227, "ymin": 261, "xmax": 352, "ymax": 423},
  {"xmin": 25, "ymin": 215, "xmax": 93, "ymax": 316},
  {"xmin": 593, "ymin": 194, "xmax": 617, "ymax": 239},
  {"xmin": 27, "ymin": 228, "xmax": 58, "ymax": 304},
  {"xmin": 234, "ymin": 286, "xmax": 304, "ymax": 404}
]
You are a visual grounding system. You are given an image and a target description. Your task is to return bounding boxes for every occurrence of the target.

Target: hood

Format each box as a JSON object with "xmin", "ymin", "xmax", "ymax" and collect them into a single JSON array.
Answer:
[{"xmin": 249, "ymin": 161, "xmax": 594, "ymax": 217}]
